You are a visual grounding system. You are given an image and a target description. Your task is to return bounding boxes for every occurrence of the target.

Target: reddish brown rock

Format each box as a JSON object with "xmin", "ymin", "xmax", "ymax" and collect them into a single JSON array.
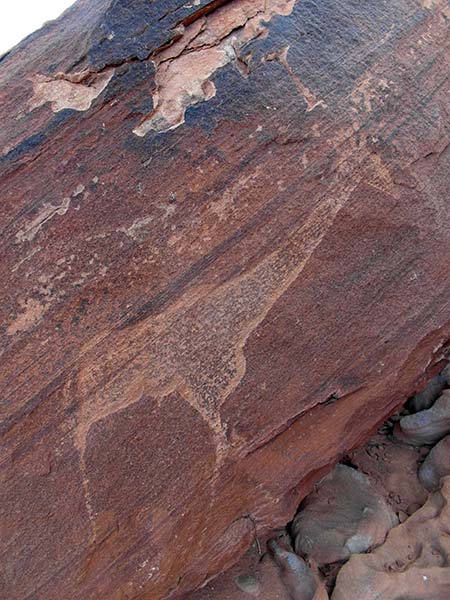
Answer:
[
  {"xmin": 190, "ymin": 537, "xmax": 328, "ymax": 600},
  {"xmin": 419, "ymin": 434, "xmax": 450, "ymax": 492},
  {"xmin": 331, "ymin": 476, "xmax": 450, "ymax": 600},
  {"xmin": 394, "ymin": 390, "xmax": 450, "ymax": 446},
  {"xmin": 349, "ymin": 432, "xmax": 428, "ymax": 516},
  {"xmin": 292, "ymin": 465, "xmax": 397, "ymax": 565},
  {"xmin": 1, "ymin": 0, "xmax": 450, "ymax": 599},
  {"xmin": 189, "ymin": 542, "xmax": 293, "ymax": 600}
]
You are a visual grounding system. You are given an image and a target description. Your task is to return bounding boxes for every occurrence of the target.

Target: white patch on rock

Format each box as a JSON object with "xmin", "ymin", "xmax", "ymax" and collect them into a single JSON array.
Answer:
[{"xmin": 29, "ymin": 69, "xmax": 114, "ymax": 113}]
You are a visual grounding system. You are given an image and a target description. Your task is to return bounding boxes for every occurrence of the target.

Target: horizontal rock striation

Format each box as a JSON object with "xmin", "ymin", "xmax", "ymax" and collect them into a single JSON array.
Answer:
[{"xmin": 0, "ymin": 0, "xmax": 449, "ymax": 598}]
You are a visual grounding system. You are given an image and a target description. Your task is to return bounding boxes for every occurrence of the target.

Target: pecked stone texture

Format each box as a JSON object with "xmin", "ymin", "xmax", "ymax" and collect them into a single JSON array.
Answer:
[{"xmin": 1, "ymin": 0, "xmax": 450, "ymax": 598}]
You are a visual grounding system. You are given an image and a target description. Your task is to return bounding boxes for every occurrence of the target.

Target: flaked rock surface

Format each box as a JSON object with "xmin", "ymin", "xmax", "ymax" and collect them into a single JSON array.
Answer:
[{"xmin": 292, "ymin": 464, "xmax": 397, "ymax": 565}]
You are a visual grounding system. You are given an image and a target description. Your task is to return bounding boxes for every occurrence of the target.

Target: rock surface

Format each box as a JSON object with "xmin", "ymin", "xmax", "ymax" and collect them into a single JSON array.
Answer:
[
  {"xmin": 395, "ymin": 390, "xmax": 450, "ymax": 446},
  {"xmin": 407, "ymin": 373, "xmax": 447, "ymax": 413},
  {"xmin": 331, "ymin": 476, "xmax": 450, "ymax": 600},
  {"xmin": 419, "ymin": 434, "xmax": 450, "ymax": 492},
  {"xmin": 292, "ymin": 465, "xmax": 397, "ymax": 565},
  {"xmin": 268, "ymin": 540, "xmax": 328, "ymax": 600},
  {"xmin": 1, "ymin": 0, "xmax": 450, "ymax": 598},
  {"xmin": 190, "ymin": 537, "xmax": 328, "ymax": 600},
  {"xmin": 349, "ymin": 432, "xmax": 428, "ymax": 516},
  {"xmin": 189, "ymin": 366, "xmax": 450, "ymax": 599}
]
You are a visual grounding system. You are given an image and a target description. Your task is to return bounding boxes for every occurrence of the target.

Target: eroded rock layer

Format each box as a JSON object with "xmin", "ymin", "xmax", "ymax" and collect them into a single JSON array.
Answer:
[{"xmin": 1, "ymin": 1, "xmax": 449, "ymax": 598}]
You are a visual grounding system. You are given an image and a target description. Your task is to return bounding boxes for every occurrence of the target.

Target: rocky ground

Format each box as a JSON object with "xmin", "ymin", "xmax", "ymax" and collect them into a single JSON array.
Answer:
[{"xmin": 188, "ymin": 362, "xmax": 450, "ymax": 600}]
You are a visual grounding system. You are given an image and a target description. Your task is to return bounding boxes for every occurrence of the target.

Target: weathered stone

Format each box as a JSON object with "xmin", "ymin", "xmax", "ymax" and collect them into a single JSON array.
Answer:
[
  {"xmin": 190, "ymin": 538, "xmax": 328, "ymax": 600},
  {"xmin": 419, "ymin": 434, "xmax": 450, "ymax": 492},
  {"xmin": 331, "ymin": 476, "xmax": 450, "ymax": 600},
  {"xmin": 268, "ymin": 540, "xmax": 328, "ymax": 600},
  {"xmin": 349, "ymin": 433, "xmax": 428, "ymax": 516},
  {"xmin": 1, "ymin": 0, "xmax": 450, "ymax": 598},
  {"xmin": 292, "ymin": 465, "xmax": 397, "ymax": 565},
  {"xmin": 406, "ymin": 372, "xmax": 447, "ymax": 413},
  {"xmin": 395, "ymin": 390, "xmax": 450, "ymax": 446}
]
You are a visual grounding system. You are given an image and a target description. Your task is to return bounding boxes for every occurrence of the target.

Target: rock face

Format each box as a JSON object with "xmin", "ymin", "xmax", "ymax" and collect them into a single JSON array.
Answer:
[
  {"xmin": 292, "ymin": 465, "xmax": 397, "ymax": 565},
  {"xmin": 1, "ymin": 1, "xmax": 450, "ymax": 599},
  {"xmin": 331, "ymin": 477, "xmax": 450, "ymax": 600}
]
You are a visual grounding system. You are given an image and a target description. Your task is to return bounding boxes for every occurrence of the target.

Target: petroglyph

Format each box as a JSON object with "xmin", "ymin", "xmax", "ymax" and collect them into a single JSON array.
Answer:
[
  {"xmin": 269, "ymin": 47, "xmax": 326, "ymax": 112},
  {"xmin": 133, "ymin": 0, "xmax": 297, "ymax": 135},
  {"xmin": 16, "ymin": 197, "xmax": 71, "ymax": 243},
  {"xmin": 16, "ymin": 184, "xmax": 88, "ymax": 244},
  {"xmin": 29, "ymin": 69, "xmax": 113, "ymax": 113},
  {"xmin": 70, "ymin": 90, "xmax": 404, "ymax": 534},
  {"xmin": 73, "ymin": 131, "xmax": 397, "ymax": 479},
  {"xmin": 118, "ymin": 216, "xmax": 155, "ymax": 241}
]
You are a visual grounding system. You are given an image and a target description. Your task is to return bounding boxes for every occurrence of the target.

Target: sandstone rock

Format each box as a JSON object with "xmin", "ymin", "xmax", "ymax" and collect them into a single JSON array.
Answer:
[
  {"xmin": 349, "ymin": 433, "xmax": 428, "ymax": 515},
  {"xmin": 1, "ymin": 0, "xmax": 450, "ymax": 598},
  {"xmin": 443, "ymin": 362, "xmax": 450, "ymax": 386},
  {"xmin": 419, "ymin": 434, "xmax": 450, "ymax": 492},
  {"xmin": 268, "ymin": 540, "xmax": 329, "ymax": 600},
  {"xmin": 189, "ymin": 538, "xmax": 328, "ymax": 600},
  {"xmin": 395, "ymin": 390, "xmax": 450, "ymax": 446},
  {"xmin": 331, "ymin": 476, "xmax": 450, "ymax": 600},
  {"xmin": 407, "ymin": 372, "xmax": 447, "ymax": 413},
  {"xmin": 292, "ymin": 465, "xmax": 397, "ymax": 565}
]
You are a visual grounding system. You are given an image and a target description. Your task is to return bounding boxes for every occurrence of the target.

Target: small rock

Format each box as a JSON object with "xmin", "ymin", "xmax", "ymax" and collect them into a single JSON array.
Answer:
[
  {"xmin": 394, "ymin": 390, "xmax": 450, "ymax": 446},
  {"xmin": 235, "ymin": 575, "xmax": 260, "ymax": 596},
  {"xmin": 292, "ymin": 464, "xmax": 397, "ymax": 565},
  {"xmin": 268, "ymin": 540, "xmax": 328, "ymax": 600},
  {"xmin": 405, "ymin": 502, "xmax": 422, "ymax": 516},
  {"xmin": 406, "ymin": 373, "xmax": 446, "ymax": 413},
  {"xmin": 418, "ymin": 434, "xmax": 450, "ymax": 492},
  {"xmin": 442, "ymin": 361, "xmax": 450, "ymax": 386}
]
